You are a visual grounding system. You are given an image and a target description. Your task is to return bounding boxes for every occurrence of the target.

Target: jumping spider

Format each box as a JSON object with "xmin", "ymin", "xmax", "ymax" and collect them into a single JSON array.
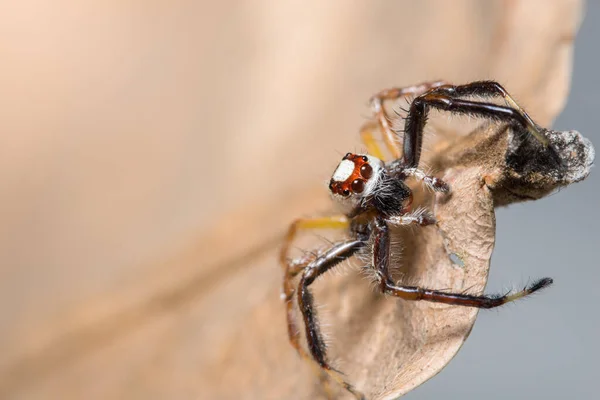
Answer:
[{"xmin": 280, "ymin": 81, "xmax": 554, "ymax": 399}]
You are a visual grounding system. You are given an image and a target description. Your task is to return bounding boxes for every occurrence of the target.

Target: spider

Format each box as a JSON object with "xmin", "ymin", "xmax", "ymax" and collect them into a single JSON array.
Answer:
[{"xmin": 280, "ymin": 80, "xmax": 554, "ymax": 399}]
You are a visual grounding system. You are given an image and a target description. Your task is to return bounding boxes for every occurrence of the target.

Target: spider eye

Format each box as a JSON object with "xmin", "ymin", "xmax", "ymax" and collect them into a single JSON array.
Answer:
[
  {"xmin": 360, "ymin": 163, "xmax": 373, "ymax": 179},
  {"xmin": 362, "ymin": 156, "xmax": 368, "ymax": 162},
  {"xmin": 343, "ymin": 152, "xmax": 352, "ymax": 160},
  {"xmin": 351, "ymin": 179, "xmax": 365, "ymax": 193},
  {"xmin": 342, "ymin": 189, "xmax": 350, "ymax": 196}
]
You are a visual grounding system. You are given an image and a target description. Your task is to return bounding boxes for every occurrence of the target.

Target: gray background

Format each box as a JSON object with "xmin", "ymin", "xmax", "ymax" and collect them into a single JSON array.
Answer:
[{"xmin": 408, "ymin": 3, "xmax": 600, "ymax": 399}]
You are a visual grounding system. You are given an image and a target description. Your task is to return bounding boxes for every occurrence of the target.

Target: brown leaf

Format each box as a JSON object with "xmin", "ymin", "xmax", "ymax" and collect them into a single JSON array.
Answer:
[{"xmin": 206, "ymin": 123, "xmax": 593, "ymax": 400}]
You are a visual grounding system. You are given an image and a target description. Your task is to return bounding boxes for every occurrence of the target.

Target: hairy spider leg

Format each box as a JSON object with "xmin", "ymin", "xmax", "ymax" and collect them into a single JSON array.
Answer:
[
  {"xmin": 368, "ymin": 80, "xmax": 448, "ymax": 159},
  {"xmin": 283, "ymin": 255, "xmax": 312, "ymax": 359},
  {"xmin": 388, "ymin": 80, "xmax": 546, "ymax": 191},
  {"xmin": 372, "ymin": 217, "xmax": 553, "ymax": 307},
  {"xmin": 280, "ymin": 216, "xmax": 350, "ymax": 398},
  {"xmin": 402, "ymin": 92, "xmax": 548, "ymax": 168},
  {"xmin": 399, "ymin": 167, "xmax": 451, "ymax": 193},
  {"xmin": 297, "ymin": 240, "xmax": 367, "ymax": 400},
  {"xmin": 280, "ymin": 216, "xmax": 349, "ymax": 268},
  {"xmin": 280, "ymin": 217, "xmax": 349, "ymax": 350},
  {"xmin": 282, "ymin": 265, "xmax": 337, "ymax": 399},
  {"xmin": 431, "ymin": 80, "xmax": 548, "ymax": 146},
  {"xmin": 282, "ymin": 254, "xmax": 338, "ymax": 400},
  {"xmin": 386, "ymin": 210, "xmax": 437, "ymax": 227}
]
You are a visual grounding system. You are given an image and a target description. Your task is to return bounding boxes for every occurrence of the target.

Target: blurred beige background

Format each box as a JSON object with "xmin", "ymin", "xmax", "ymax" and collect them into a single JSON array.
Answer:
[{"xmin": 0, "ymin": 1, "xmax": 592, "ymax": 399}]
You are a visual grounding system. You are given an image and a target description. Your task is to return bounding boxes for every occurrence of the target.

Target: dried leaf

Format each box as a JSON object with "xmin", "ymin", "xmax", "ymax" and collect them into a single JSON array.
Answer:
[{"xmin": 203, "ymin": 123, "xmax": 593, "ymax": 400}]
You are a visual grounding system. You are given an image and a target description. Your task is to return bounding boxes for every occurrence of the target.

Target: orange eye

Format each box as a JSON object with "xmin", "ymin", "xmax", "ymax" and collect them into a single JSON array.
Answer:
[
  {"xmin": 360, "ymin": 164, "xmax": 372, "ymax": 179},
  {"xmin": 351, "ymin": 179, "xmax": 365, "ymax": 193}
]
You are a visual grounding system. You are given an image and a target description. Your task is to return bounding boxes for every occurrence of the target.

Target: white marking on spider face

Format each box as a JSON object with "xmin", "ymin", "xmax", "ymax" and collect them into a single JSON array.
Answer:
[{"xmin": 332, "ymin": 159, "xmax": 355, "ymax": 182}]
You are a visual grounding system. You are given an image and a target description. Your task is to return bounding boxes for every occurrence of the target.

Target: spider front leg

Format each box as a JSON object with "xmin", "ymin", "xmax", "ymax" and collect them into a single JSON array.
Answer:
[
  {"xmin": 431, "ymin": 80, "xmax": 548, "ymax": 146},
  {"xmin": 402, "ymin": 88, "xmax": 551, "ymax": 168},
  {"xmin": 296, "ymin": 240, "xmax": 367, "ymax": 400},
  {"xmin": 366, "ymin": 80, "xmax": 448, "ymax": 160},
  {"xmin": 373, "ymin": 217, "xmax": 553, "ymax": 307}
]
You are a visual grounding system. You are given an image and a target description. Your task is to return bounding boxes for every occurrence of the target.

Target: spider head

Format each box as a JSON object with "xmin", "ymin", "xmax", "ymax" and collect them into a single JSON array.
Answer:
[{"xmin": 329, "ymin": 153, "xmax": 384, "ymax": 209}]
